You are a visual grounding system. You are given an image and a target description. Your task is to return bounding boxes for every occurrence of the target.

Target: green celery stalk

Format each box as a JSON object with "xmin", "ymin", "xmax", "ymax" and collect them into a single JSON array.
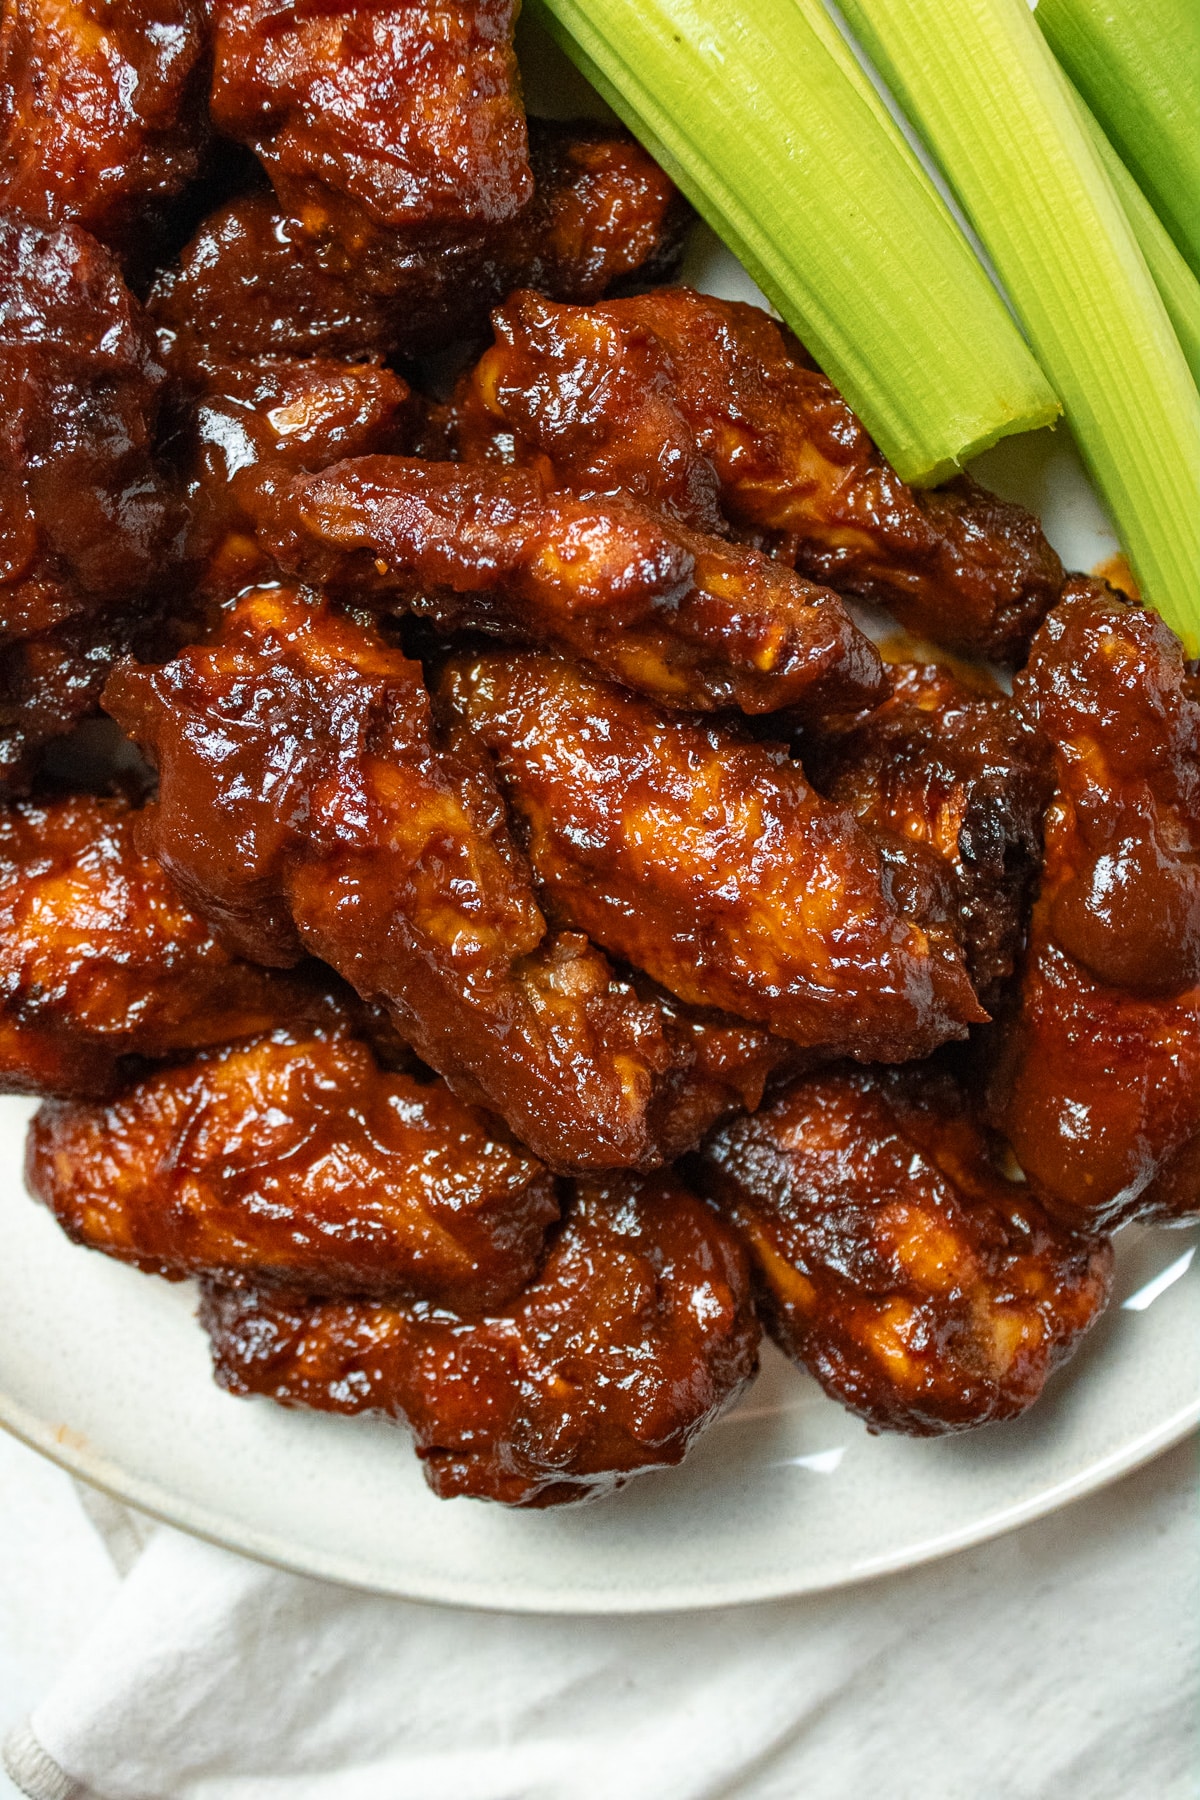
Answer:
[
  {"xmin": 1066, "ymin": 79, "xmax": 1200, "ymax": 390},
  {"xmin": 1036, "ymin": 0, "xmax": 1200, "ymax": 280},
  {"xmin": 524, "ymin": 0, "xmax": 1058, "ymax": 487},
  {"xmin": 840, "ymin": 0, "xmax": 1200, "ymax": 651}
]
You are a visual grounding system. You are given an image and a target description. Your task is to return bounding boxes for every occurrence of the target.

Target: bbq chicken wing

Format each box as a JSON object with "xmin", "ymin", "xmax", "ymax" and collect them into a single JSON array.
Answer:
[
  {"xmin": 210, "ymin": 0, "xmax": 531, "ymax": 235},
  {"xmin": 28, "ymin": 1021, "xmax": 559, "ymax": 1312},
  {"xmin": 278, "ymin": 456, "xmax": 885, "ymax": 717},
  {"xmin": 447, "ymin": 287, "xmax": 725, "ymax": 528},
  {"xmin": 0, "ymin": 793, "xmax": 326, "ymax": 1098},
  {"xmin": 199, "ymin": 1169, "xmax": 760, "ymax": 1506},
  {"xmin": 104, "ymin": 585, "xmax": 765, "ymax": 1171},
  {"xmin": 803, "ymin": 662, "xmax": 1052, "ymax": 1005},
  {"xmin": 177, "ymin": 355, "xmax": 418, "ymax": 608},
  {"xmin": 618, "ymin": 289, "xmax": 1067, "ymax": 661},
  {"xmin": 0, "ymin": 0, "xmax": 208, "ymax": 256},
  {"xmin": 696, "ymin": 1063, "xmax": 1113, "ymax": 1435},
  {"xmin": 442, "ymin": 650, "xmax": 983, "ymax": 1058},
  {"xmin": 0, "ymin": 215, "xmax": 174, "ymax": 789},
  {"xmin": 149, "ymin": 122, "xmax": 687, "ymax": 375},
  {"xmin": 450, "ymin": 287, "xmax": 1064, "ymax": 661},
  {"xmin": 990, "ymin": 583, "xmax": 1200, "ymax": 1231}
]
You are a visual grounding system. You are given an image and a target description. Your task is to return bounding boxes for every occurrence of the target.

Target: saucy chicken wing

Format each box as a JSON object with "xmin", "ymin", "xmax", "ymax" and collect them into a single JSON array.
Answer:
[
  {"xmin": 178, "ymin": 355, "xmax": 418, "ymax": 607},
  {"xmin": 279, "ymin": 456, "xmax": 885, "ymax": 717},
  {"xmin": 991, "ymin": 583, "xmax": 1200, "ymax": 1231},
  {"xmin": 0, "ymin": 792, "xmax": 325, "ymax": 1098},
  {"xmin": 446, "ymin": 286, "xmax": 726, "ymax": 530},
  {"xmin": 0, "ymin": 0, "xmax": 208, "ymax": 255},
  {"xmin": 442, "ymin": 650, "xmax": 983, "ymax": 1057},
  {"xmin": 28, "ymin": 1021, "xmax": 559, "ymax": 1312},
  {"xmin": 149, "ymin": 122, "xmax": 687, "ymax": 375},
  {"xmin": 803, "ymin": 662, "xmax": 1051, "ymax": 1005},
  {"xmin": 105, "ymin": 585, "xmax": 766, "ymax": 1170},
  {"xmin": 451, "ymin": 287, "xmax": 1064, "ymax": 661},
  {"xmin": 618, "ymin": 290, "xmax": 1067, "ymax": 661},
  {"xmin": 200, "ymin": 1169, "xmax": 761, "ymax": 1506},
  {"xmin": 210, "ymin": 0, "xmax": 531, "ymax": 235},
  {"xmin": 696, "ymin": 1063, "xmax": 1113, "ymax": 1435},
  {"xmin": 0, "ymin": 215, "xmax": 173, "ymax": 788}
]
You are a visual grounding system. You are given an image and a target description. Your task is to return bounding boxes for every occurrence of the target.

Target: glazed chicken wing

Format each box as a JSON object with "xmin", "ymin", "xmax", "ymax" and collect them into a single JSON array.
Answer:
[
  {"xmin": 104, "ymin": 585, "xmax": 767, "ymax": 1170},
  {"xmin": 178, "ymin": 355, "xmax": 418, "ymax": 608},
  {"xmin": 803, "ymin": 662, "xmax": 1052, "ymax": 1005},
  {"xmin": 0, "ymin": 793, "xmax": 325, "ymax": 1098},
  {"xmin": 619, "ymin": 290, "xmax": 1067, "ymax": 661},
  {"xmin": 696, "ymin": 1063, "xmax": 1112, "ymax": 1435},
  {"xmin": 0, "ymin": 216, "xmax": 173, "ymax": 789},
  {"xmin": 451, "ymin": 288, "xmax": 1064, "ymax": 661},
  {"xmin": 278, "ymin": 456, "xmax": 885, "ymax": 717},
  {"xmin": 149, "ymin": 122, "xmax": 687, "ymax": 375},
  {"xmin": 446, "ymin": 286, "xmax": 727, "ymax": 531},
  {"xmin": 200, "ymin": 1169, "xmax": 760, "ymax": 1506},
  {"xmin": 210, "ymin": 0, "xmax": 531, "ymax": 235},
  {"xmin": 990, "ymin": 583, "xmax": 1200, "ymax": 1231},
  {"xmin": 28, "ymin": 1021, "xmax": 559, "ymax": 1312},
  {"xmin": 505, "ymin": 122, "xmax": 690, "ymax": 307},
  {"xmin": 442, "ymin": 650, "xmax": 983, "ymax": 1057},
  {"xmin": 0, "ymin": 0, "xmax": 208, "ymax": 255}
]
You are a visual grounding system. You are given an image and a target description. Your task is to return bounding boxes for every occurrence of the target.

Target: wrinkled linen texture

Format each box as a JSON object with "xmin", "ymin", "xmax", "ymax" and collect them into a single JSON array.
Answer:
[{"xmin": 1, "ymin": 1431, "xmax": 1196, "ymax": 1800}]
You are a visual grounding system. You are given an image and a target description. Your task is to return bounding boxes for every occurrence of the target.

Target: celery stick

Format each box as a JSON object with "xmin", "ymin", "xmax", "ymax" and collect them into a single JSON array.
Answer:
[
  {"xmin": 1036, "ymin": 0, "xmax": 1200, "ymax": 280},
  {"xmin": 1066, "ymin": 81, "xmax": 1200, "ymax": 390},
  {"xmin": 841, "ymin": 0, "xmax": 1200, "ymax": 651},
  {"xmin": 524, "ymin": 0, "xmax": 1058, "ymax": 487}
]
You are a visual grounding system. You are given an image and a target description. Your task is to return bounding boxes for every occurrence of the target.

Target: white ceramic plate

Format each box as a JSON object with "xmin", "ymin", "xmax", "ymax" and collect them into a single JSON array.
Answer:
[
  {"xmin": 1, "ymin": 1091, "xmax": 1196, "ymax": 1613},
  {"xmin": 2, "ymin": 226, "xmax": 1197, "ymax": 1614}
]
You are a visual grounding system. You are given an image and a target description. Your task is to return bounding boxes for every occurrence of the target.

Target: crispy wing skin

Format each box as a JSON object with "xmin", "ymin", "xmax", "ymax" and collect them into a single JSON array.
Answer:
[
  {"xmin": 104, "ymin": 585, "xmax": 755, "ymax": 1171},
  {"xmin": 990, "ymin": 584, "xmax": 1200, "ymax": 1231},
  {"xmin": 0, "ymin": 0, "xmax": 208, "ymax": 253},
  {"xmin": 28, "ymin": 1023, "xmax": 559, "ymax": 1312},
  {"xmin": 199, "ymin": 1170, "xmax": 760, "ymax": 1507},
  {"xmin": 696, "ymin": 1064, "xmax": 1113, "ymax": 1436},
  {"xmin": 622, "ymin": 289, "xmax": 1066, "ymax": 660},
  {"xmin": 149, "ymin": 123, "xmax": 686, "ymax": 376},
  {"xmin": 803, "ymin": 662, "xmax": 1052, "ymax": 1005},
  {"xmin": 280, "ymin": 456, "xmax": 885, "ymax": 717},
  {"xmin": 0, "ymin": 793, "xmax": 326, "ymax": 1098},
  {"xmin": 442, "ymin": 651, "xmax": 983, "ymax": 1057},
  {"xmin": 0, "ymin": 216, "xmax": 173, "ymax": 788},
  {"xmin": 210, "ymin": 0, "xmax": 531, "ymax": 233},
  {"xmin": 178, "ymin": 356, "xmax": 418, "ymax": 607}
]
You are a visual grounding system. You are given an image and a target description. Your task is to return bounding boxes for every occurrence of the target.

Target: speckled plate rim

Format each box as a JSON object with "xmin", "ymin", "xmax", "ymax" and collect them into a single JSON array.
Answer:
[{"xmin": 1, "ymin": 1382, "xmax": 1194, "ymax": 1615}]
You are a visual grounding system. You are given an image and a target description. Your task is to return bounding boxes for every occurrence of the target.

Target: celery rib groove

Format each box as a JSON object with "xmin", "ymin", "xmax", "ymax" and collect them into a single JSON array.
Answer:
[{"xmin": 527, "ymin": 0, "xmax": 1058, "ymax": 487}]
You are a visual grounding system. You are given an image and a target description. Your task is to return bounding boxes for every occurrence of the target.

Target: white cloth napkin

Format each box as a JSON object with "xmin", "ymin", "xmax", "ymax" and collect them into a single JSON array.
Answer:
[{"xmin": 4, "ymin": 1434, "xmax": 1196, "ymax": 1800}]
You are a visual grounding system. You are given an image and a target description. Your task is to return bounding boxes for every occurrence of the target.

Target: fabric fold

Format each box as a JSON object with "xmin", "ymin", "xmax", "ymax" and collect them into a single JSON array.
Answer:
[{"xmin": 3, "ymin": 1437, "xmax": 1196, "ymax": 1800}]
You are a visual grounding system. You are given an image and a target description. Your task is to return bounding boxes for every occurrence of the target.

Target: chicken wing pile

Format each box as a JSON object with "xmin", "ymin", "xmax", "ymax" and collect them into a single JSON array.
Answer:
[{"xmin": 3, "ymin": 4, "xmax": 1194, "ymax": 1508}]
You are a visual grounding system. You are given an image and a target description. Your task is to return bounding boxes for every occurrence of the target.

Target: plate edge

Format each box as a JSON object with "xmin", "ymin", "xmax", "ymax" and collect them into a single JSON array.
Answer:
[{"xmin": 2, "ymin": 1388, "xmax": 1195, "ymax": 1615}]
